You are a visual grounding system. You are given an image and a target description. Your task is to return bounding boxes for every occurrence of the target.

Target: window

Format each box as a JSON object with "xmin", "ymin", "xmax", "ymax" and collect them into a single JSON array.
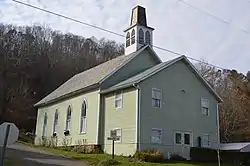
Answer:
[
  {"xmin": 175, "ymin": 132, "xmax": 192, "ymax": 145},
  {"xmin": 145, "ymin": 31, "xmax": 150, "ymax": 45},
  {"xmin": 151, "ymin": 128, "xmax": 162, "ymax": 144},
  {"xmin": 53, "ymin": 110, "xmax": 58, "ymax": 134},
  {"xmin": 126, "ymin": 32, "xmax": 130, "ymax": 47},
  {"xmin": 201, "ymin": 98, "xmax": 209, "ymax": 116},
  {"xmin": 65, "ymin": 105, "xmax": 71, "ymax": 131},
  {"xmin": 42, "ymin": 112, "xmax": 48, "ymax": 137},
  {"xmin": 131, "ymin": 29, "xmax": 135, "ymax": 44},
  {"xmin": 139, "ymin": 28, "xmax": 144, "ymax": 44},
  {"xmin": 115, "ymin": 91, "xmax": 122, "ymax": 109},
  {"xmin": 152, "ymin": 88, "xmax": 162, "ymax": 108},
  {"xmin": 184, "ymin": 133, "xmax": 191, "ymax": 145},
  {"xmin": 203, "ymin": 134, "xmax": 210, "ymax": 147},
  {"xmin": 175, "ymin": 132, "xmax": 182, "ymax": 144},
  {"xmin": 113, "ymin": 128, "xmax": 122, "ymax": 142},
  {"xmin": 80, "ymin": 100, "xmax": 87, "ymax": 133}
]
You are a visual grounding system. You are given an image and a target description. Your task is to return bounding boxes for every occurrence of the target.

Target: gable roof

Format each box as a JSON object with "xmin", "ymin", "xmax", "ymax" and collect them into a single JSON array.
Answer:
[
  {"xmin": 35, "ymin": 45, "xmax": 161, "ymax": 107},
  {"xmin": 101, "ymin": 55, "xmax": 223, "ymax": 102}
]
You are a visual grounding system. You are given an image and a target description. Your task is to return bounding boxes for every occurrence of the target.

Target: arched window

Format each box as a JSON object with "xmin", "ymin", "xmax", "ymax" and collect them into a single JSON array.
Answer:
[
  {"xmin": 42, "ymin": 112, "xmax": 48, "ymax": 137},
  {"xmin": 65, "ymin": 106, "xmax": 71, "ymax": 131},
  {"xmin": 53, "ymin": 110, "xmax": 58, "ymax": 134},
  {"xmin": 139, "ymin": 28, "xmax": 144, "ymax": 44},
  {"xmin": 80, "ymin": 99, "xmax": 87, "ymax": 133},
  {"xmin": 131, "ymin": 29, "xmax": 135, "ymax": 45},
  {"xmin": 126, "ymin": 32, "xmax": 130, "ymax": 47},
  {"xmin": 145, "ymin": 31, "xmax": 151, "ymax": 45}
]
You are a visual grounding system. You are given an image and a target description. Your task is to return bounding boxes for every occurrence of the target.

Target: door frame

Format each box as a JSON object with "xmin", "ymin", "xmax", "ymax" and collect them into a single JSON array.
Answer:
[{"xmin": 173, "ymin": 131, "xmax": 193, "ymax": 158}]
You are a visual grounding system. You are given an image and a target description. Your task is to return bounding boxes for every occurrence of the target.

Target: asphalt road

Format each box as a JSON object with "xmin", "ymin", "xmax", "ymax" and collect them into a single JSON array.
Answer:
[{"xmin": 2, "ymin": 143, "xmax": 89, "ymax": 166}]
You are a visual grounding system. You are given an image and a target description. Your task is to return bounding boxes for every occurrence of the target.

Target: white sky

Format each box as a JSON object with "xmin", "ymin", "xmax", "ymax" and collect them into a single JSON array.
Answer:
[{"xmin": 1, "ymin": 0, "xmax": 250, "ymax": 74}]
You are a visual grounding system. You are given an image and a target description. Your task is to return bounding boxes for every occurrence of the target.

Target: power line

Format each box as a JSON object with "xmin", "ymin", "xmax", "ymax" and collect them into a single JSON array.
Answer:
[
  {"xmin": 179, "ymin": 0, "xmax": 250, "ymax": 35},
  {"xmin": 12, "ymin": 0, "xmax": 225, "ymax": 70}
]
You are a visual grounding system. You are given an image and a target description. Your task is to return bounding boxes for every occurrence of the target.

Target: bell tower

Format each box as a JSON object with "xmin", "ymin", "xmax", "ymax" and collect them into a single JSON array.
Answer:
[{"xmin": 124, "ymin": 5, "xmax": 154, "ymax": 55}]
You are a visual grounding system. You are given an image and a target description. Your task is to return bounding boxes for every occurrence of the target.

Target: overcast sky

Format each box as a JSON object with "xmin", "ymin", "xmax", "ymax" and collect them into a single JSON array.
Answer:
[{"xmin": 1, "ymin": 0, "xmax": 250, "ymax": 74}]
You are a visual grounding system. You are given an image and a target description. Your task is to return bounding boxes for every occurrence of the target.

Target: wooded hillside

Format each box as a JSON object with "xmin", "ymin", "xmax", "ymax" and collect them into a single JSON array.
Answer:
[
  {"xmin": 0, "ymin": 24, "xmax": 124, "ymax": 130},
  {"xmin": 0, "ymin": 24, "xmax": 249, "ymax": 143}
]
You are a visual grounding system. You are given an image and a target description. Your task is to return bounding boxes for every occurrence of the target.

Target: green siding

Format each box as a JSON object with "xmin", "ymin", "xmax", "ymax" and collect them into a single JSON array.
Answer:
[
  {"xmin": 138, "ymin": 60, "xmax": 219, "ymax": 158},
  {"xmin": 101, "ymin": 49, "xmax": 159, "ymax": 89},
  {"xmin": 103, "ymin": 87, "xmax": 137, "ymax": 156},
  {"xmin": 35, "ymin": 89, "xmax": 100, "ymax": 146}
]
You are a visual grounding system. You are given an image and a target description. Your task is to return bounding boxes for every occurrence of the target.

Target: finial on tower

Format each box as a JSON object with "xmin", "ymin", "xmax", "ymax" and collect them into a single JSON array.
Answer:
[
  {"xmin": 130, "ymin": 5, "xmax": 147, "ymax": 27},
  {"xmin": 124, "ymin": 5, "xmax": 154, "ymax": 55}
]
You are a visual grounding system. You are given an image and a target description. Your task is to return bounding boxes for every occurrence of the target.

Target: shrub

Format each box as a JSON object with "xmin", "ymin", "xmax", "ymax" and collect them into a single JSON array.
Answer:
[
  {"xmin": 97, "ymin": 159, "xmax": 120, "ymax": 166},
  {"xmin": 18, "ymin": 129, "xmax": 35, "ymax": 143},
  {"xmin": 133, "ymin": 149, "xmax": 164, "ymax": 163},
  {"xmin": 72, "ymin": 145, "xmax": 103, "ymax": 154},
  {"xmin": 169, "ymin": 153, "xmax": 186, "ymax": 161}
]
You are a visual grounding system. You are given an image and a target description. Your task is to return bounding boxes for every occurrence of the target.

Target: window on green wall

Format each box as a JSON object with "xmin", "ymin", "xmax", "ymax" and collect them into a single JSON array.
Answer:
[
  {"xmin": 151, "ymin": 128, "xmax": 162, "ymax": 144},
  {"xmin": 152, "ymin": 88, "xmax": 162, "ymax": 108},
  {"xmin": 80, "ymin": 99, "xmax": 87, "ymax": 133},
  {"xmin": 203, "ymin": 134, "xmax": 210, "ymax": 147},
  {"xmin": 115, "ymin": 91, "xmax": 123, "ymax": 109},
  {"xmin": 201, "ymin": 98, "xmax": 209, "ymax": 116},
  {"xmin": 65, "ymin": 106, "xmax": 71, "ymax": 131},
  {"xmin": 53, "ymin": 110, "xmax": 58, "ymax": 134},
  {"xmin": 42, "ymin": 112, "xmax": 47, "ymax": 137}
]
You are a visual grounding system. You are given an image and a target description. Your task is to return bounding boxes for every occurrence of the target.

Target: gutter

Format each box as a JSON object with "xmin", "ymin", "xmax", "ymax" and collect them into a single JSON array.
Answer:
[
  {"xmin": 133, "ymin": 83, "xmax": 141, "ymax": 151},
  {"xmin": 35, "ymin": 83, "xmax": 99, "ymax": 107}
]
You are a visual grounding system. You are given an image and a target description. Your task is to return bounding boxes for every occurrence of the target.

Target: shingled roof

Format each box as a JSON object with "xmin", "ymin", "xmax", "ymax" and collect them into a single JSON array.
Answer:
[{"xmin": 34, "ymin": 46, "xmax": 153, "ymax": 107}]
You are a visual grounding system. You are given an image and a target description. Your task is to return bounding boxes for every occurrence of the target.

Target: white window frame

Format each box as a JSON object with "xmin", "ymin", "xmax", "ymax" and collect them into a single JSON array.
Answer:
[
  {"xmin": 42, "ymin": 112, "xmax": 48, "ymax": 137},
  {"xmin": 151, "ymin": 128, "xmax": 163, "ymax": 144},
  {"xmin": 183, "ymin": 132, "xmax": 192, "ymax": 146},
  {"xmin": 80, "ymin": 99, "xmax": 87, "ymax": 134},
  {"xmin": 174, "ymin": 131, "xmax": 193, "ymax": 146},
  {"xmin": 114, "ymin": 91, "xmax": 123, "ymax": 109},
  {"xmin": 152, "ymin": 88, "xmax": 162, "ymax": 108},
  {"xmin": 203, "ymin": 134, "xmax": 210, "ymax": 147},
  {"xmin": 53, "ymin": 110, "xmax": 58, "ymax": 134},
  {"xmin": 113, "ymin": 128, "xmax": 122, "ymax": 142},
  {"xmin": 65, "ymin": 106, "xmax": 72, "ymax": 131},
  {"xmin": 174, "ymin": 131, "xmax": 182, "ymax": 145},
  {"xmin": 201, "ymin": 98, "xmax": 209, "ymax": 116}
]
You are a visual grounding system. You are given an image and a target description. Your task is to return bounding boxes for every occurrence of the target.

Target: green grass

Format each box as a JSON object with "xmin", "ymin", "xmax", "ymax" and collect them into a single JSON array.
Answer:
[
  {"xmin": 17, "ymin": 141, "xmax": 233, "ymax": 166},
  {"xmin": 4, "ymin": 157, "xmax": 17, "ymax": 166}
]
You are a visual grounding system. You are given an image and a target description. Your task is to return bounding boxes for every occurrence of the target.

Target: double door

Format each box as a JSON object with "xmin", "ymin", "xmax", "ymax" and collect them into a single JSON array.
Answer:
[{"xmin": 173, "ymin": 131, "xmax": 193, "ymax": 159}]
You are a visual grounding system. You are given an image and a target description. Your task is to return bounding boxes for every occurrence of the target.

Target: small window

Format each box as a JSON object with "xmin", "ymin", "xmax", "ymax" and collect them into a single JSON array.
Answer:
[
  {"xmin": 145, "ymin": 31, "xmax": 150, "ymax": 45},
  {"xmin": 65, "ymin": 105, "xmax": 71, "ymax": 131},
  {"xmin": 53, "ymin": 110, "xmax": 58, "ymax": 134},
  {"xmin": 151, "ymin": 128, "xmax": 162, "ymax": 144},
  {"xmin": 42, "ymin": 112, "xmax": 48, "ymax": 137},
  {"xmin": 113, "ymin": 128, "xmax": 122, "ymax": 142},
  {"xmin": 131, "ymin": 29, "xmax": 135, "ymax": 44},
  {"xmin": 139, "ymin": 28, "xmax": 144, "ymax": 44},
  {"xmin": 175, "ymin": 132, "xmax": 182, "ymax": 144},
  {"xmin": 184, "ymin": 133, "xmax": 191, "ymax": 145},
  {"xmin": 201, "ymin": 98, "xmax": 209, "ymax": 116},
  {"xmin": 126, "ymin": 32, "xmax": 130, "ymax": 47},
  {"xmin": 203, "ymin": 134, "xmax": 210, "ymax": 147},
  {"xmin": 115, "ymin": 91, "xmax": 122, "ymax": 109},
  {"xmin": 80, "ymin": 100, "xmax": 87, "ymax": 133},
  {"xmin": 152, "ymin": 88, "xmax": 162, "ymax": 108}
]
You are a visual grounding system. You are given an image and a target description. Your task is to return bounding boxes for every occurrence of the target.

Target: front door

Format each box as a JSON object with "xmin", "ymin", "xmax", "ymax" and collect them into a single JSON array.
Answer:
[{"xmin": 174, "ymin": 131, "xmax": 193, "ymax": 159}]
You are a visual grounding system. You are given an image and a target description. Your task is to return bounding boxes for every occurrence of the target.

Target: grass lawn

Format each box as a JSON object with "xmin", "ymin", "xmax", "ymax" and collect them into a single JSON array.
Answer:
[
  {"xmin": 18, "ymin": 141, "xmax": 232, "ymax": 166},
  {"xmin": 4, "ymin": 157, "xmax": 17, "ymax": 166}
]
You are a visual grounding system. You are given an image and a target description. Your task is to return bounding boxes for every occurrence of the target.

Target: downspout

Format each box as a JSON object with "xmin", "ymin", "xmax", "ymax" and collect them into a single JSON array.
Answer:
[
  {"xmin": 216, "ymin": 103, "xmax": 221, "ymax": 166},
  {"xmin": 133, "ymin": 83, "xmax": 141, "ymax": 151}
]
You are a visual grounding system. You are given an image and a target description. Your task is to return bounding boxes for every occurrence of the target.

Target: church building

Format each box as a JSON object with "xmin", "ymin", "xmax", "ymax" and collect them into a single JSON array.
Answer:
[{"xmin": 34, "ymin": 5, "xmax": 222, "ymax": 159}]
